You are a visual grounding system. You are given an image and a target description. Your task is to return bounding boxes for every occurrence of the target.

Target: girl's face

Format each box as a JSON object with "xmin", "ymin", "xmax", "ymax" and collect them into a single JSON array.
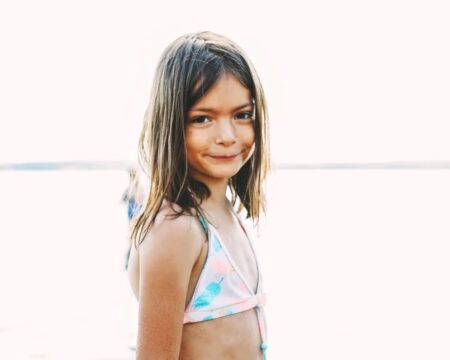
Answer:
[{"xmin": 186, "ymin": 72, "xmax": 255, "ymax": 185}]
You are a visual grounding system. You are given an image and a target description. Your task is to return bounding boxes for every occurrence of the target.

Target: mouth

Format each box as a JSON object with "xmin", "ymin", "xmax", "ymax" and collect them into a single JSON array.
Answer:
[{"xmin": 208, "ymin": 152, "xmax": 241, "ymax": 160}]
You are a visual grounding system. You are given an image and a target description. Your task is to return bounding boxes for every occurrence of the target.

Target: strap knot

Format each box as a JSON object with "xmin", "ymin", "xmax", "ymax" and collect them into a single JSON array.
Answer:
[{"xmin": 255, "ymin": 292, "xmax": 267, "ymax": 308}]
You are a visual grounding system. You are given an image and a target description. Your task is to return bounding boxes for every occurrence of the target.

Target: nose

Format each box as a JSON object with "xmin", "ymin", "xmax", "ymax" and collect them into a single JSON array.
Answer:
[{"xmin": 215, "ymin": 118, "xmax": 237, "ymax": 146}]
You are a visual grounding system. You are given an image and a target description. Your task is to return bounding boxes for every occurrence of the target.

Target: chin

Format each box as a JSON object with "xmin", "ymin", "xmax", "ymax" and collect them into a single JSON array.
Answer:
[
  {"xmin": 200, "ymin": 164, "xmax": 243, "ymax": 181},
  {"xmin": 210, "ymin": 168, "xmax": 240, "ymax": 180}
]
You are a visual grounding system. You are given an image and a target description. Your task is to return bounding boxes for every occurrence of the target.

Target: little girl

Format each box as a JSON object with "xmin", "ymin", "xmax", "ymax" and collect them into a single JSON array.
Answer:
[{"xmin": 126, "ymin": 31, "xmax": 271, "ymax": 359}]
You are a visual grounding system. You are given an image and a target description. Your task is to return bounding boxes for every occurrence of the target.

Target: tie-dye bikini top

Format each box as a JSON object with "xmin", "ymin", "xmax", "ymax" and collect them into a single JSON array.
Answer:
[{"xmin": 183, "ymin": 201, "xmax": 268, "ymax": 359}]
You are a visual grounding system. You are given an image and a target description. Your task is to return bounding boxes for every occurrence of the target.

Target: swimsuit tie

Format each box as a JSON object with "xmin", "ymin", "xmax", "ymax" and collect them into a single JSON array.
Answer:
[
  {"xmin": 254, "ymin": 291, "xmax": 266, "ymax": 307},
  {"xmin": 254, "ymin": 292, "xmax": 268, "ymax": 359}
]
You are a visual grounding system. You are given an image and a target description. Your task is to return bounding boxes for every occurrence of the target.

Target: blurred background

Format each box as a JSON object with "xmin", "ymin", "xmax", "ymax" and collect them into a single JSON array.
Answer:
[{"xmin": 0, "ymin": 0, "xmax": 449, "ymax": 359}]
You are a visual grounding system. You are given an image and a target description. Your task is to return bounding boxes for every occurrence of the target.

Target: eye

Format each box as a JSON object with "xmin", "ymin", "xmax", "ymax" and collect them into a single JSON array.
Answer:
[
  {"xmin": 235, "ymin": 112, "xmax": 254, "ymax": 120},
  {"xmin": 191, "ymin": 116, "xmax": 211, "ymax": 124}
]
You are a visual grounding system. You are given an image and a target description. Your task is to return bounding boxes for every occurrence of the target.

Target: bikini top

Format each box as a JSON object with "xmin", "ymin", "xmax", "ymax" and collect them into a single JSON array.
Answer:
[{"xmin": 183, "ymin": 201, "xmax": 268, "ymax": 358}]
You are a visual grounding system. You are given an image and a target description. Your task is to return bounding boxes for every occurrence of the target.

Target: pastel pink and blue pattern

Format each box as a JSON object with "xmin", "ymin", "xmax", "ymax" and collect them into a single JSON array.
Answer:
[{"xmin": 183, "ymin": 205, "xmax": 268, "ymax": 359}]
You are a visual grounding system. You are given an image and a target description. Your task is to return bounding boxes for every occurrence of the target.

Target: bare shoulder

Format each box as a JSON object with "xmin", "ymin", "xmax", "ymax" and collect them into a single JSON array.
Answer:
[
  {"xmin": 135, "ymin": 200, "xmax": 205, "ymax": 358},
  {"xmin": 137, "ymin": 200, "xmax": 204, "ymax": 267}
]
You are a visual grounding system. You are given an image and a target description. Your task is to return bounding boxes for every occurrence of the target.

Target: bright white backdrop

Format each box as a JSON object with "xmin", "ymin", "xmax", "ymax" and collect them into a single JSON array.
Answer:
[
  {"xmin": 0, "ymin": 0, "xmax": 449, "ymax": 164},
  {"xmin": 1, "ymin": 1, "xmax": 450, "ymax": 359}
]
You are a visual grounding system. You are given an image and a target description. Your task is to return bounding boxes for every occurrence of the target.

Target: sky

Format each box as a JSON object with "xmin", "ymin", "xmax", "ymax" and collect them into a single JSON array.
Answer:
[{"xmin": 0, "ymin": 0, "xmax": 449, "ymax": 165}]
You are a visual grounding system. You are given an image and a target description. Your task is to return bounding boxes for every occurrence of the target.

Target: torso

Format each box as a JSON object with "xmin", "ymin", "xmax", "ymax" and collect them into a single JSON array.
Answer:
[{"xmin": 127, "ymin": 205, "xmax": 264, "ymax": 359}]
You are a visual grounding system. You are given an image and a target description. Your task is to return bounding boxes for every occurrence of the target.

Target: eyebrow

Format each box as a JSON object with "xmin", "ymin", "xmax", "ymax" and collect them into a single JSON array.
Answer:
[{"xmin": 190, "ymin": 102, "xmax": 253, "ymax": 113}]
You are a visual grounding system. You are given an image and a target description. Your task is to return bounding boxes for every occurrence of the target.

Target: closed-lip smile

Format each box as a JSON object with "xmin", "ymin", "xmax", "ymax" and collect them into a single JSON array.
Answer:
[{"xmin": 209, "ymin": 152, "xmax": 240, "ymax": 158}]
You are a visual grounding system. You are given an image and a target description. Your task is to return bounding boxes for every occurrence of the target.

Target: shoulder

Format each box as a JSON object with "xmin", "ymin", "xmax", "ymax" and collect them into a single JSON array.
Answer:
[
  {"xmin": 135, "ymin": 200, "xmax": 205, "ymax": 357},
  {"xmin": 137, "ymin": 200, "xmax": 204, "ymax": 273}
]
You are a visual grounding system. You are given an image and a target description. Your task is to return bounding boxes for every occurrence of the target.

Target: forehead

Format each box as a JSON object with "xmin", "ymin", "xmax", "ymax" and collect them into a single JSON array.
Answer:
[{"xmin": 190, "ymin": 73, "xmax": 252, "ymax": 112}]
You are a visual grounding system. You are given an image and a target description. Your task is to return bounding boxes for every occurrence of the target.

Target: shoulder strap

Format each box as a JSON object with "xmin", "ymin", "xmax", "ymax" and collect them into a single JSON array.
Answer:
[
  {"xmin": 196, "ymin": 209, "xmax": 209, "ymax": 235},
  {"xmin": 226, "ymin": 198, "xmax": 240, "ymax": 220}
]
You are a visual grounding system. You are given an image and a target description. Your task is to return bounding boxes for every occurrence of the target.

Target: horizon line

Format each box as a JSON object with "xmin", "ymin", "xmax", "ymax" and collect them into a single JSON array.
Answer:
[{"xmin": 1, "ymin": 160, "xmax": 450, "ymax": 171}]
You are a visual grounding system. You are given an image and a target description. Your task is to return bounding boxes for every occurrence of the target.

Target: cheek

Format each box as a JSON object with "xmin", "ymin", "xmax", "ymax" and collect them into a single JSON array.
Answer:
[
  {"xmin": 185, "ymin": 130, "xmax": 196, "ymax": 162},
  {"xmin": 241, "ymin": 125, "xmax": 256, "ymax": 160},
  {"xmin": 185, "ymin": 129, "xmax": 208, "ymax": 160},
  {"xmin": 242, "ymin": 125, "xmax": 256, "ymax": 146}
]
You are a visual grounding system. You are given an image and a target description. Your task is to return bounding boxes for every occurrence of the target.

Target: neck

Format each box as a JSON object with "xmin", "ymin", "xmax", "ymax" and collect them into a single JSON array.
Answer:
[{"xmin": 192, "ymin": 176, "xmax": 234, "ymax": 226}]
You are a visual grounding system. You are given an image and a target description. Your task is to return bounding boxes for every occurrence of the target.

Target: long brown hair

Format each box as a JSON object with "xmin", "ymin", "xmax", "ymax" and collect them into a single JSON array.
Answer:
[{"xmin": 130, "ymin": 31, "xmax": 270, "ymax": 248}]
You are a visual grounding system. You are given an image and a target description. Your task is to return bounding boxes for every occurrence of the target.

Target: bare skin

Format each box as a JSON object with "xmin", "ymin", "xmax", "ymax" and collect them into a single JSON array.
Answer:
[
  {"xmin": 127, "ymin": 202, "xmax": 264, "ymax": 359},
  {"xmin": 128, "ymin": 73, "xmax": 266, "ymax": 359}
]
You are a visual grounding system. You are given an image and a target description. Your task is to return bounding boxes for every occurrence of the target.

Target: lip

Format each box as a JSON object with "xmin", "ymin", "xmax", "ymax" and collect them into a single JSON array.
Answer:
[{"xmin": 208, "ymin": 152, "xmax": 240, "ymax": 160}]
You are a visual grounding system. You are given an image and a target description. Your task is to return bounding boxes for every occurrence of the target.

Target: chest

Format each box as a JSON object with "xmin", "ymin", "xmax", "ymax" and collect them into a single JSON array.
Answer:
[{"xmin": 212, "ymin": 222, "xmax": 259, "ymax": 294}]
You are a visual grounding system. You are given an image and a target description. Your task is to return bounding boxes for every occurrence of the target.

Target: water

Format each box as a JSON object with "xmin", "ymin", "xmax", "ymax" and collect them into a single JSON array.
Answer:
[{"xmin": 1, "ymin": 169, "xmax": 449, "ymax": 359}]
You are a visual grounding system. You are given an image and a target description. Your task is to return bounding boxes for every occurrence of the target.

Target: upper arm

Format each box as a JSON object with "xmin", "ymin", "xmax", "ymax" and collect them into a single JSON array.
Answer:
[{"xmin": 136, "ymin": 210, "xmax": 202, "ymax": 360}]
